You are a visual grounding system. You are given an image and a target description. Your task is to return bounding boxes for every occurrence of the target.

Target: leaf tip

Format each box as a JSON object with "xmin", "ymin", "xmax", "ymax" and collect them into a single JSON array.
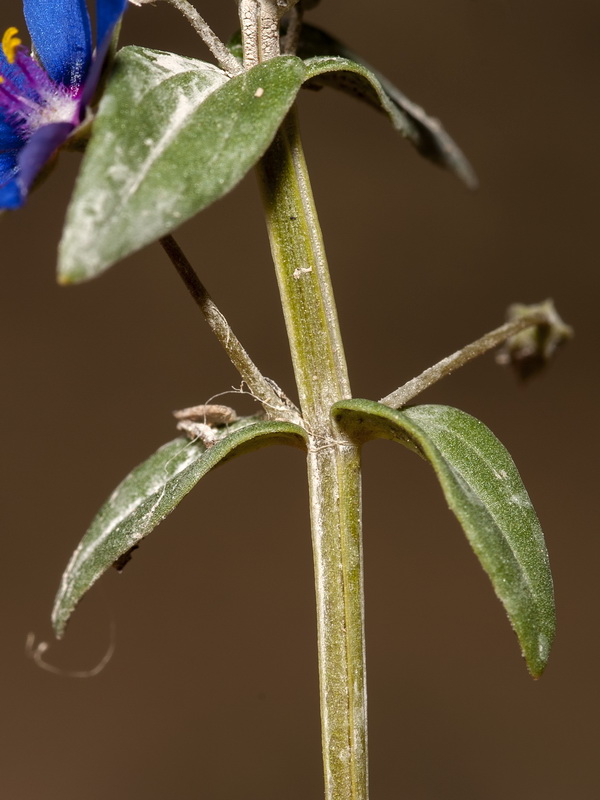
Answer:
[
  {"xmin": 51, "ymin": 571, "xmax": 79, "ymax": 640},
  {"xmin": 56, "ymin": 271, "xmax": 74, "ymax": 286},
  {"xmin": 57, "ymin": 257, "xmax": 98, "ymax": 285},
  {"xmin": 57, "ymin": 248, "xmax": 86, "ymax": 285},
  {"xmin": 462, "ymin": 164, "xmax": 479, "ymax": 191},
  {"xmin": 51, "ymin": 605, "xmax": 68, "ymax": 640},
  {"xmin": 525, "ymin": 626, "xmax": 554, "ymax": 679}
]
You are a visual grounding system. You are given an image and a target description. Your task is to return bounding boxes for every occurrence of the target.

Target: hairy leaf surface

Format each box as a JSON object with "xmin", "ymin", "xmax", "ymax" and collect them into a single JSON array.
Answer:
[
  {"xmin": 52, "ymin": 418, "xmax": 306, "ymax": 637},
  {"xmin": 333, "ymin": 398, "xmax": 554, "ymax": 677},
  {"xmin": 59, "ymin": 48, "xmax": 307, "ymax": 282}
]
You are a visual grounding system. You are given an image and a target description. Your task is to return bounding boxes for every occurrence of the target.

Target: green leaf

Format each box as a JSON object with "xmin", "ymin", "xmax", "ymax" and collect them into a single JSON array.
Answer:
[
  {"xmin": 52, "ymin": 418, "xmax": 306, "ymax": 637},
  {"xmin": 298, "ymin": 24, "xmax": 476, "ymax": 188},
  {"xmin": 59, "ymin": 47, "xmax": 308, "ymax": 282},
  {"xmin": 332, "ymin": 398, "xmax": 554, "ymax": 677}
]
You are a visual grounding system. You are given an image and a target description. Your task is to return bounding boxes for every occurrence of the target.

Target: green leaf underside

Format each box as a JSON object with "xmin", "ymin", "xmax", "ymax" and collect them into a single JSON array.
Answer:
[
  {"xmin": 229, "ymin": 25, "xmax": 475, "ymax": 186},
  {"xmin": 228, "ymin": 26, "xmax": 474, "ymax": 186},
  {"xmin": 59, "ymin": 48, "xmax": 308, "ymax": 282},
  {"xmin": 332, "ymin": 399, "xmax": 554, "ymax": 677},
  {"xmin": 297, "ymin": 25, "xmax": 476, "ymax": 187},
  {"xmin": 52, "ymin": 418, "xmax": 306, "ymax": 637}
]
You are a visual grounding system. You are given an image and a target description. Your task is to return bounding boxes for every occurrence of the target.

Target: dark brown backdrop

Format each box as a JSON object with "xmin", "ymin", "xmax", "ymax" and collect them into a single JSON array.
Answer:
[{"xmin": 2, "ymin": 1, "xmax": 598, "ymax": 798}]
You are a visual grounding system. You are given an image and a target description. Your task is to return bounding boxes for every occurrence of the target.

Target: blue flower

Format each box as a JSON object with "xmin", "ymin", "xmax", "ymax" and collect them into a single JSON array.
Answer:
[{"xmin": 0, "ymin": 0, "xmax": 127, "ymax": 209}]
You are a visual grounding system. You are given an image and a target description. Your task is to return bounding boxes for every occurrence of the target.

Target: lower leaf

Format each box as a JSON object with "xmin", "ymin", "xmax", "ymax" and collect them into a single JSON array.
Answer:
[
  {"xmin": 332, "ymin": 398, "xmax": 555, "ymax": 677},
  {"xmin": 52, "ymin": 418, "xmax": 306, "ymax": 637}
]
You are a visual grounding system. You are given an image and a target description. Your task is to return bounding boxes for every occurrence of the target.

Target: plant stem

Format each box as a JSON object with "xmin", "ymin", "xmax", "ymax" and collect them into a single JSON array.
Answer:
[
  {"xmin": 257, "ymin": 113, "xmax": 351, "ymax": 420},
  {"xmin": 379, "ymin": 304, "xmax": 562, "ymax": 408},
  {"xmin": 160, "ymin": 235, "xmax": 298, "ymax": 421},
  {"xmin": 240, "ymin": 0, "xmax": 277, "ymax": 68},
  {"xmin": 157, "ymin": 0, "xmax": 242, "ymax": 75},
  {"xmin": 257, "ymin": 111, "xmax": 368, "ymax": 800}
]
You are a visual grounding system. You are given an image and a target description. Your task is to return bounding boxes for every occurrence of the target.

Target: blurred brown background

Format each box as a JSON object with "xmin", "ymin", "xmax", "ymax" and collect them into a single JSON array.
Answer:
[{"xmin": 2, "ymin": 1, "xmax": 598, "ymax": 798}]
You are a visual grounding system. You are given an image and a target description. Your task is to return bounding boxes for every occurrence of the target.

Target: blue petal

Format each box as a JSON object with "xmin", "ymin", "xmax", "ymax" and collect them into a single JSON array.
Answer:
[
  {"xmin": 96, "ymin": 0, "xmax": 128, "ymax": 51},
  {"xmin": 0, "ymin": 152, "xmax": 18, "ymax": 184},
  {"xmin": 16, "ymin": 121, "xmax": 74, "ymax": 193},
  {"xmin": 0, "ymin": 181, "xmax": 24, "ymax": 208},
  {"xmin": 24, "ymin": 0, "xmax": 92, "ymax": 88},
  {"xmin": 0, "ymin": 152, "xmax": 24, "ymax": 208},
  {"xmin": 0, "ymin": 116, "xmax": 23, "ymax": 150},
  {"xmin": 80, "ymin": 0, "xmax": 128, "ymax": 106}
]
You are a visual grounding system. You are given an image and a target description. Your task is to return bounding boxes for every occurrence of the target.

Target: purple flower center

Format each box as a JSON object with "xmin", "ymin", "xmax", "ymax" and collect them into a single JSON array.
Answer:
[{"xmin": 1, "ymin": 27, "xmax": 81, "ymax": 143}]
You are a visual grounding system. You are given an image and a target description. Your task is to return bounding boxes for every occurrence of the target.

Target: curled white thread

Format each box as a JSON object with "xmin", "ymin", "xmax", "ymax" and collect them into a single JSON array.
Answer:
[{"xmin": 25, "ymin": 623, "xmax": 116, "ymax": 678}]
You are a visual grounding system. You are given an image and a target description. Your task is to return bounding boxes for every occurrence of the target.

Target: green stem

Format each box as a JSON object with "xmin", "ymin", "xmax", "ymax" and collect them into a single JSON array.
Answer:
[
  {"xmin": 257, "ymin": 112, "xmax": 351, "ymax": 422},
  {"xmin": 257, "ymin": 111, "xmax": 368, "ymax": 800}
]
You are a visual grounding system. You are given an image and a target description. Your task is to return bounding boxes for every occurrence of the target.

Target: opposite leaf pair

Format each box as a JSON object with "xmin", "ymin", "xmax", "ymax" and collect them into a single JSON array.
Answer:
[{"xmin": 53, "ymin": 400, "xmax": 555, "ymax": 679}]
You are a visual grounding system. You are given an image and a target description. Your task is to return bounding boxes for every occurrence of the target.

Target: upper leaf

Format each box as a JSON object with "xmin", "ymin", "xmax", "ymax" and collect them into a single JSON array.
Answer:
[
  {"xmin": 59, "ymin": 47, "xmax": 308, "ymax": 282},
  {"xmin": 52, "ymin": 417, "xmax": 306, "ymax": 637},
  {"xmin": 298, "ymin": 24, "xmax": 476, "ymax": 188},
  {"xmin": 332, "ymin": 398, "xmax": 555, "ymax": 677}
]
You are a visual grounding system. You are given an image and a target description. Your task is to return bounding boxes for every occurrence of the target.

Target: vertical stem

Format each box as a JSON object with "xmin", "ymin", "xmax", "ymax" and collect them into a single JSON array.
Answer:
[
  {"xmin": 257, "ymin": 111, "xmax": 368, "ymax": 800},
  {"xmin": 240, "ymin": 0, "xmax": 281, "ymax": 68},
  {"xmin": 257, "ymin": 112, "xmax": 351, "ymax": 422},
  {"xmin": 305, "ymin": 444, "xmax": 367, "ymax": 800}
]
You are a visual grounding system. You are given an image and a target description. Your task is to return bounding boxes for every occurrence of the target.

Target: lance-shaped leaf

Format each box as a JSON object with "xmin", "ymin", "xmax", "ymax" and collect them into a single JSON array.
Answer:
[
  {"xmin": 298, "ymin": 24, "xmax": 476, "ymax": 187},
  {"xmin": 332, "ymin": 399, "xmax": 554, "ymax": 677},
  {"xmin": 59, "ymin": 47, "xmax": 308, "ymax": 282},
  {"xmin": 52, "ymin": 418, "xmax": 306, "ymax": 637}
]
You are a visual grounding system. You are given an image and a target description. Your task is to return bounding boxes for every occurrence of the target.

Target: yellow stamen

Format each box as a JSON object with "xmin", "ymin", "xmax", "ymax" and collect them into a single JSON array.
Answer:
[{"xmin": 2, "ymin": 27, "xmax": 22, "ymax": 64}]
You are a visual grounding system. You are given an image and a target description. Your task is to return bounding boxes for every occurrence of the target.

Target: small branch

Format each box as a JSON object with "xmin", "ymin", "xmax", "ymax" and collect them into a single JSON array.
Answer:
[
  {"xmin": 160, "ymin": 235, "xmax": 299, "ymax": 421},
  {"xmin": 155, "ymin": 0, "xmax": 242, "ymax": 75},
  {"xmin": 380, "ymin": 303, "xmax": 566, "ymax": 409}
]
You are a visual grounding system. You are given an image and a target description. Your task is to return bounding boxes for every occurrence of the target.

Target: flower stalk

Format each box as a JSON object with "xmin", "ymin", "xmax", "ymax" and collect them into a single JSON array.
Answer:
[{"xmin": 380, "ymin": 299, "xmax": 572, "ymax": 408}]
